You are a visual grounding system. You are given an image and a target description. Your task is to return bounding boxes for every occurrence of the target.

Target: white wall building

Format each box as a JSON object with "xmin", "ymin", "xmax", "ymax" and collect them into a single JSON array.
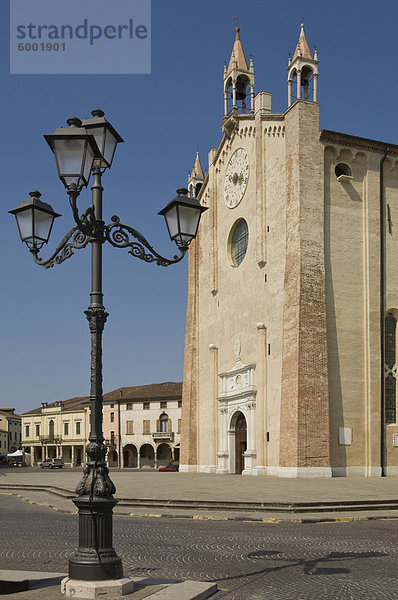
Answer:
[
  {"xmin": 105, "ymin": 382, "xmax": 182, "ymax": 469},
  {"xmin": 22, "ymin": 397, "xmax": 87, "ymax": 466},
  {"xmin": 0, "ymin": 409, "xmax": 21, "ymax": 453}
]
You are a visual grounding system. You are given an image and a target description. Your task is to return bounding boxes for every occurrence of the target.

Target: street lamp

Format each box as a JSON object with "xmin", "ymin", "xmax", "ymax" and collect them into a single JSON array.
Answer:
[
  {"xmin": 10, "ymin": 110, "xmax": 207, "ymax": 591},
  {"xmin": 44, "ymin": 117, "xmax": 101, "ymax": 190},
  {"xmin": 159, "ymin": 188, "xmax": 208, "ymax": 247},
  {"xmin": 81, "ymin": 109, "xmax": 124, "ymax": 169},
  {"xmin": 9, "ymin": 191, "xmax": 60, "ymax": 249}
]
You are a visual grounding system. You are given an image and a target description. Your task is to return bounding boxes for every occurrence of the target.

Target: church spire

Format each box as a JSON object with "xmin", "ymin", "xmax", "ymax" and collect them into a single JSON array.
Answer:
[
  {"xmin": 223, "ymin": 25, "xmax": 255, "ymax": 118},
  {"xmin": 192, "ymin": 151, "xmax": 204, "ymax": 180},
  {"xmin": 188, "ymin": 152, "xmax": 205, "ymax": 198},
  {"xmin": 287, "ymin": 23, "xmax": 319, "ymax": 107},
  {"xmin": 226, "ymin": 27, "xmax": 249, "ymax": 76},
  {"xmin": 292, "ymin": 23, "xmax": 312, "ymax": 60}
]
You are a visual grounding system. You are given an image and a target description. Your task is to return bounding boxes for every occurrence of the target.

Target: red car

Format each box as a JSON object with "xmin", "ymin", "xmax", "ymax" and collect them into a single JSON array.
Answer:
[{"xmin": 158, "ymin": 464, "xmax": 179, "ymax": 472}]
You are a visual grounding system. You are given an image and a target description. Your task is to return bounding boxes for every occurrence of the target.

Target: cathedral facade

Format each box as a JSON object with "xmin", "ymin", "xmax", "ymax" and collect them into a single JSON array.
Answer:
[{"xmin": 180, "ymin": 25, "xmax": 398, "ymax": 477}]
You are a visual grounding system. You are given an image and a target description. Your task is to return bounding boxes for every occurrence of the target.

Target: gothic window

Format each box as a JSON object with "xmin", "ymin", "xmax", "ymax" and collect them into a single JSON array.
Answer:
[
  {"xmin": 49, "ymin": 419, "xmax": 54, "ymax": 438},
  {"xmin": 385, "ymin": 313, "xmax": 397, "ymax": 423}
]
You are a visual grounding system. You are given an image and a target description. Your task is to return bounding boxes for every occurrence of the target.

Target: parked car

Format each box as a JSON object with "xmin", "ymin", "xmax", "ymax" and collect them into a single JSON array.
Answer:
[
  {"xmin": 158, "ymin": 464, "xmax": 179, "ymax": 472},
  {"xmin": 40, "ymin": 458, "xmax": 64, "ymax": 469}
]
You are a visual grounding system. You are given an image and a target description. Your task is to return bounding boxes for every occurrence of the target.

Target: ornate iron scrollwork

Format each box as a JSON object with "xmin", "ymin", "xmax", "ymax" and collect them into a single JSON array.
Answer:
[
  {"xmin": 105, "ymin": 215, "xmax": 188, "ymax": 266},
  {"xmin": 30, "ymin": 203, "xmax": 189, "ymax": 269},
  {"xmin": 30, "ymin": 226, "xmax": 89, "ymax": 269}
]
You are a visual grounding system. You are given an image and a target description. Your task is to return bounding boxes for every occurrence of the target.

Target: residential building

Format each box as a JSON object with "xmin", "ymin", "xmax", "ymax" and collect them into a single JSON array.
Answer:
[
  {"xmin": 21, "ymin": 382, "xmax": 180, "ymax": 468},
  {"xmin": 0, "ymin": 408, "xmax": 21, "ymax": 453},
  {"xmin": 22, "ymin": 397, "xmax": 88, "ymax": 466},
  {"xmin": 0, "ymin": 429, "xmax": 7, "ymax": 454},
  {"xmin": 181, "ymin": 24, "xmax": 398, "ymax": 477},
  {"xmin": 104, "ymin": 382, "xmax": 182, "ymax": 468}
]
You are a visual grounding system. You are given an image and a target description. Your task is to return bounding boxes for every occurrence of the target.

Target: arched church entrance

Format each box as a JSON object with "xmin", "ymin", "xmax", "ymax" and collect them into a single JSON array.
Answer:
[
  {"xmin": 123, "ymin": 444, "xmax": 137, "ymax": 468},
  {"xmin": 233, "ymin": 412, "xmax": 247, "ymax": 474}
]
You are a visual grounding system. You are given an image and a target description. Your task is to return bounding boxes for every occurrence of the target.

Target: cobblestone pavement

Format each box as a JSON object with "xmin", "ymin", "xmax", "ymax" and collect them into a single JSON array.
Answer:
[{"xmin": 1, "ymin": 495, "xmax": 398, "ymax": 599}]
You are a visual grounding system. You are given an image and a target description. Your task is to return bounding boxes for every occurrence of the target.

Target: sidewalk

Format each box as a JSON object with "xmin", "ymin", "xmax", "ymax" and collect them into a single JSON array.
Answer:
[
  {"xmin": 0, "ymin": 570, "xmax": 217, "ymax": 600},
  {"xmin": 1, "ymin": 468, "xmax": 398, "ymax": 522}
]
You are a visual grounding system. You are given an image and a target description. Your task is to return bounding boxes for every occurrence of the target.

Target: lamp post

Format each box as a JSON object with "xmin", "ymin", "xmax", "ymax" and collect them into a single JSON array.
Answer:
[{"xmin": 10, "ymin": 110, "xmax": 207, "ymax": 586}]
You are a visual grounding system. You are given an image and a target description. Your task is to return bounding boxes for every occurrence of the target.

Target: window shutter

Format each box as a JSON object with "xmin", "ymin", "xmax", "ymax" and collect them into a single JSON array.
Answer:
[
  {"xmin": 167, "ymin": 419, "xmax": 172, "ymax": 432},
  {"xmin": 156, "ymin": 419, "xmax": 160, "ymax": 432}
]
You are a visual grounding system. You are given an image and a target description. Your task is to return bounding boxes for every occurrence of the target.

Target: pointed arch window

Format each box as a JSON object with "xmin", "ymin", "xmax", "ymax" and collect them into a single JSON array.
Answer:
[
  {"xmin": 385, "ymin": 313, "xmax": 397, "ymax": 424},
  {"xmin": 49, "ymin": 419, "xmax": 55, "ymax": 439}
]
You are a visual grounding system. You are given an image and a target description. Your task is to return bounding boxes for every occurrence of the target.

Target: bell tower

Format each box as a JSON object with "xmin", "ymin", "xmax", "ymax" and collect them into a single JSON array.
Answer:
[
  {"xmin": 287, "ymin": 23, "xmax": 319, "ymax": 107},
  {"xmin": 187, "ymin": 152, "xmax": 205, "ymax": 198},
  {"xmin": 223, "ymin": 26, "xmax": 255, "ymax": 118}
]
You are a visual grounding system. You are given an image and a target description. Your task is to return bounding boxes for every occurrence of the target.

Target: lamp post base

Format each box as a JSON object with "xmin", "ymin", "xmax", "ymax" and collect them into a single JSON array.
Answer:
[
  {"xmin": 68, "ymin": 495, "xmax": 123, "ymax": 581},
  {"xmin": 61, "ymin": 576, "xmax": 134, "ymax": 599}
]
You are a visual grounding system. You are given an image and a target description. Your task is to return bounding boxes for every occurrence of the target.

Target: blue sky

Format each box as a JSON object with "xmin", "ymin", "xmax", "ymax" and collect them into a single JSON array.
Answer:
[{"xmin": 1, "ymin": 0, "xmax": 398, "ymax": 414}]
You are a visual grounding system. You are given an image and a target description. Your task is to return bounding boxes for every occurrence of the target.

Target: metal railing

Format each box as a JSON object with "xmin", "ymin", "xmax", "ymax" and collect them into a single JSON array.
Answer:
[
  {"xmin": 152, "ymin": 431, "xmax": 174, "ymax": 442},
  {"xmin": 39, "ymin": 434, "xmax": 62, "ymax": 443}
]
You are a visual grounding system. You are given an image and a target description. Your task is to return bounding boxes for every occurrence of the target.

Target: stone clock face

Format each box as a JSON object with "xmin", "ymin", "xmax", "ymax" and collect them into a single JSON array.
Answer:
[{"xmin": 224, "ymin": 148, "xmax": 249, "ymax": 208}]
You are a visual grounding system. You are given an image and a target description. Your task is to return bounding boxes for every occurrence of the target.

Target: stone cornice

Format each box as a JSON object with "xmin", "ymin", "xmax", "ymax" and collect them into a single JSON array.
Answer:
[
  {"xmin": 217, "ymin": 387, "xmax": 257, "ymax": 402},
  {"xmin": 320, "ymin": 129, "xmax": 398, "ymax": 156},
  {"xmin": 260, "ymin": 113, "xmax": 285, "ymax": 122}
]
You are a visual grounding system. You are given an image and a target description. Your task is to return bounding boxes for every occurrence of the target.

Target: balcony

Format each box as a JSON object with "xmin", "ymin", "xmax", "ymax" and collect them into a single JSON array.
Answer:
[
  {"xmin": 152, "ymin": 431, "xmax": 174, "ymax": 442},
  {"xmin": 105, "ymin": 435, "xmax": 118, "ymax": 448},
  {"xmin": 39, "ymin": 434, "xmax": 62, "ymax": 443}
]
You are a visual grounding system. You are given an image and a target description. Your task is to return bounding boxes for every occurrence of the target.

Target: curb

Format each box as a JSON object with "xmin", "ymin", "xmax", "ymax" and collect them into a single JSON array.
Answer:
[
  {"xmin": 2, "ymin": 492, "xmax": 398, "ymax": 525},
  {"xmin": 2, "ymin": 482, "xmax": 398, "ymax": 514}
]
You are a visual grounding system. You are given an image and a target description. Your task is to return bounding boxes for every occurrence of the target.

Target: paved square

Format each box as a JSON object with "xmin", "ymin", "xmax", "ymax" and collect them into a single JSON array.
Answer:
[{"xmin": 1, "ymin": 493, "xmax": 398, "ymax": 599}]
